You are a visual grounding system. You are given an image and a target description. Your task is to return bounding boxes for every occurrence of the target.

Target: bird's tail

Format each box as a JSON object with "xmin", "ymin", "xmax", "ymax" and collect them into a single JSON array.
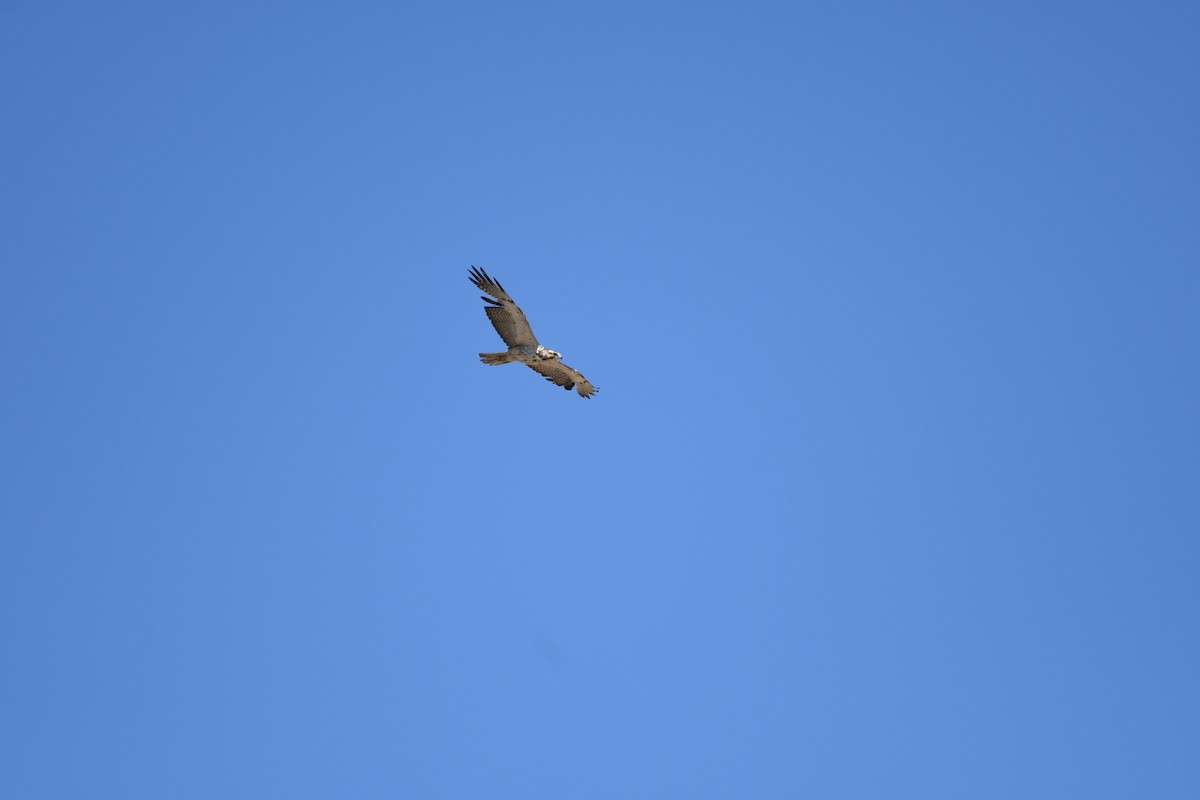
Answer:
[{"xmin": 479, "ymin": 352, "xmax": 511, "ymax": 365}]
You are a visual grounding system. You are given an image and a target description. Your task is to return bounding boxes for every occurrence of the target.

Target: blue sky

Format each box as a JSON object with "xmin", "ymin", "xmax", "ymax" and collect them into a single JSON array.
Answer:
[{"xmin": 2, "ymin": 2, "xmax": 1198, "ymax": 797}]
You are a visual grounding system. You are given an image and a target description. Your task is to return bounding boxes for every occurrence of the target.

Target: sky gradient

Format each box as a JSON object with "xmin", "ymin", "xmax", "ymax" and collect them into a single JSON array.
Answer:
[{"xmin": 3, "ymin": 2, "xmax": 1199, "ymax": 797}]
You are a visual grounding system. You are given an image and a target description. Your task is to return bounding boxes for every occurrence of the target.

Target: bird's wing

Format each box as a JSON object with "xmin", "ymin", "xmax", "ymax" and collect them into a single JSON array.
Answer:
[
  {"xmin": 469, "ymin": 266, "xmax": 538, "ymax": 347},
  {"xmin": 526, "ymin": 359, "xmax": 599, "ymax": 399}
]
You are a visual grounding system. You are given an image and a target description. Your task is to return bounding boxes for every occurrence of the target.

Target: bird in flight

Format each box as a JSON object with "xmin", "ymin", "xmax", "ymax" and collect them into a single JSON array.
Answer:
[{"xmin": 469, "ymin": 266, "xmax": 599, "ymax": 399}]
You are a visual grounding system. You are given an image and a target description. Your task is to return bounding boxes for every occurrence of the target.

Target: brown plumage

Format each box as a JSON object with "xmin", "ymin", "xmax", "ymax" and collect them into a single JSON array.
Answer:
[{"xmin": 469, "ymin": 266, "xmax": 598, "ymax": 399}]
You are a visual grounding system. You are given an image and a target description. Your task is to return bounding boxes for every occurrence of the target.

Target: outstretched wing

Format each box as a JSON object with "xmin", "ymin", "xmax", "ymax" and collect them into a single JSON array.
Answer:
[
  {"xmin": 469, "ymin": 266, "xmax": 538, "ymax": 347},
  {"xmin": 526, "ymin": 360, "xmax": 599, "ymax": 399}
]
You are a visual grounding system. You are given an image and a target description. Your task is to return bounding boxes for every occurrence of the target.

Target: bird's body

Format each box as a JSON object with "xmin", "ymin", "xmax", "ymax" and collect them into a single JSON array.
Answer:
[
  {"xmin": 478, "ymin": 343, "xmax": 561, "ymax": 366},
  {"xmin": 469, "ymin": 266, "xmax": 598, "ymax": 399}
]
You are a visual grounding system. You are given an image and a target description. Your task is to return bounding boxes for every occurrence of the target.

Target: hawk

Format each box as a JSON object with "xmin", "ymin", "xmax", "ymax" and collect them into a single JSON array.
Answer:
[{"xmin": 469, "ymin": 266, "xmax": 599, "ymax": 399}]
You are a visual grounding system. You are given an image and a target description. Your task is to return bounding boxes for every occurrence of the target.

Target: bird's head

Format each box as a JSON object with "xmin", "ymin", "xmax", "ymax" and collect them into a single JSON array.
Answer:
[{"xmin": 543, "ymin": 348, "xmax": 562, "ymax": 360}]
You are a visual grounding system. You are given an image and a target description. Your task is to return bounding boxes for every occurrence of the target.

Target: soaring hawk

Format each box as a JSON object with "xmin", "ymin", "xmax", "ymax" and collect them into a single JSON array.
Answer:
[{"xmin": 469, "ymin": 266, "xmax": 599, "ymax": 399}]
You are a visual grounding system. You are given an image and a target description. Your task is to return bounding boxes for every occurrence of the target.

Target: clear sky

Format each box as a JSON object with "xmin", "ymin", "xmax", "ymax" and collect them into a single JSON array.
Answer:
[{"xmin": 2, "ymin": 2, "xmax": 1198, "ymax": 797}]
